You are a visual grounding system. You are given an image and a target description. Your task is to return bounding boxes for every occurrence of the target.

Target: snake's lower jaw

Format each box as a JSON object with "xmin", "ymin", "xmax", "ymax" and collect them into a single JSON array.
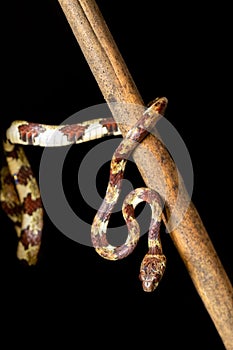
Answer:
[
  {"xmin": 141, "ymin": 279, "xmax": 160, "ymax": 292},
  {"xmin": 139, "ymin": 272, "xmax": 163, "ymax": 292}
]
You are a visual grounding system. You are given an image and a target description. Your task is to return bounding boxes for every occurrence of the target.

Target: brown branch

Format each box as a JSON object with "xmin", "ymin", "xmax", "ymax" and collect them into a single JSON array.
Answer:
[{"xmin": 57, "ymin": 0, "xmax": 233, "ymax": 348}]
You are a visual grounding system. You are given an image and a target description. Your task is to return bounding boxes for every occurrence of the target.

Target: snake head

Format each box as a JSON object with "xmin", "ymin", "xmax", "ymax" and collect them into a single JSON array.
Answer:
[{"xmin": 139, "ymin": 253, "xmax": 167, "ymax": 292}]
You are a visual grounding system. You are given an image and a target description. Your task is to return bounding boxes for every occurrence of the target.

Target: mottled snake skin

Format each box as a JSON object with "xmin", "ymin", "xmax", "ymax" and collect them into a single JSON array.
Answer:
[{"xmin": 1, "ymin": 97, "xmax": 168, "ymax": 291}]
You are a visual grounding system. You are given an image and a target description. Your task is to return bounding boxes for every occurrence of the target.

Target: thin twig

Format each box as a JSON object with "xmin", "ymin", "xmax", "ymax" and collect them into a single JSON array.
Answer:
[{"xmin": 57, "ymin": 0, "xmax": 233, "ymax": 348}]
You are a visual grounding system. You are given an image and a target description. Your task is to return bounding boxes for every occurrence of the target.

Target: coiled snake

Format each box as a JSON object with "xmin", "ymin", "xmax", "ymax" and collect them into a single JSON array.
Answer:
[{"xmin": 1, "ymin": 97, "xmax": 168, "ymax": 292}]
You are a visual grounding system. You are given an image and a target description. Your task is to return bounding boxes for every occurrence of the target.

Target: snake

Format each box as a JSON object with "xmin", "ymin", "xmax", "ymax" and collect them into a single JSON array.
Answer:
[
  {"xmin": 1, "ymin": 96, "xmax": 168, "ymax": 291},
  {"xmin": 1, "ymin": 117, "xmax": 121, "ymax": 265}
]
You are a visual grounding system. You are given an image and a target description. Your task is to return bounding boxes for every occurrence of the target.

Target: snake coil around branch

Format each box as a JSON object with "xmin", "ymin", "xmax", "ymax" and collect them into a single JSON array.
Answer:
[{"xmin": 1, "ymin": 96, "xmax": 168, "ymax": 291}]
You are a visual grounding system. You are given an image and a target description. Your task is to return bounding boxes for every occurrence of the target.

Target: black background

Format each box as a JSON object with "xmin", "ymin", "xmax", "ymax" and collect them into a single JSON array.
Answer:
[{"xmin": 1, "ymin": 1, "xmax": 232, "ymax": 348}]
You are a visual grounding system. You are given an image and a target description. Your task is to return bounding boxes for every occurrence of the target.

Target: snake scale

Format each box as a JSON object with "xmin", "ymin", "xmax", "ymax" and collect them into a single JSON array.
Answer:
[{"xmin": 1, "ymin": 96, "xmax": 168, "ymax": 292}]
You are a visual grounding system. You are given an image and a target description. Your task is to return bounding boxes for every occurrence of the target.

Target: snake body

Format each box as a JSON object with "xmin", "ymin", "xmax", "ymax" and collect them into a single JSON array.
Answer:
[
  {"xmin": 91, "ymin": 97, "xmax": 168, "ymax": 291},
  {"xmin": 1, "ymin": 143, "xmax": 43, "ymax": 264},
  {"xmin": 1, "ymin": 118, "xmax": 121, "ymax": 265},
  {"xmin": 1, "ymin": 97, "xmax": 168, "ymax": 291}
]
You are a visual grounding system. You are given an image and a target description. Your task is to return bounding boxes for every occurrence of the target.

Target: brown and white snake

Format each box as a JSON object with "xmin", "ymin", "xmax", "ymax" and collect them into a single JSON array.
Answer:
[{"xmin": 1, "ymin": 96, "xmax": 168, "ymax": 292}]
